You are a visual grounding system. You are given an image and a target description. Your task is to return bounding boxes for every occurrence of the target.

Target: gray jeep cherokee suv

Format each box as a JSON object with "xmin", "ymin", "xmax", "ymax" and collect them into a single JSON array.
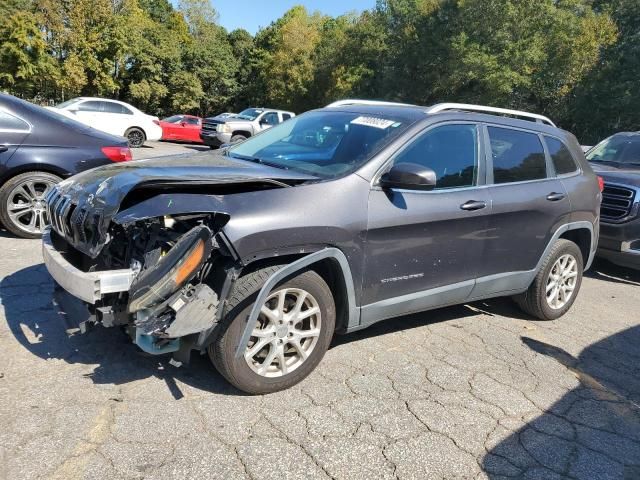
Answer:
[{"xmin": 42, "ymin": 101, "xmax": 601, "ymax": 394}]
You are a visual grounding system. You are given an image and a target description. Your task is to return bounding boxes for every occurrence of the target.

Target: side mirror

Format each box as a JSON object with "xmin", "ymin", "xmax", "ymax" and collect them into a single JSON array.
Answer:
[
  {"xmin": 180, "ymin": 121, "xmax": 187, "ymax": 127},
  {"xmin": 380, "ymin": 163, "xmax": 437, "ymax": 191}
]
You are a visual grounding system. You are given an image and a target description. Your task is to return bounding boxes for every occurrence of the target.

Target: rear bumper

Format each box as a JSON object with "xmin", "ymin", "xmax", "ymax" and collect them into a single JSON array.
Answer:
[
  {"xmin": 42, "ymin": 228, "xmax": 136, "ymax": 304},
  {"xmin": 146, "ymin": 124, "xmax": 163, "ymax": 141}
]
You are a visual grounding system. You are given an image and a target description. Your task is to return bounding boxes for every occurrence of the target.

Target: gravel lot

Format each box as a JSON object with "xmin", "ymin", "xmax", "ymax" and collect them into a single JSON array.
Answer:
[{"xmin": 1, "ymin": 141, "xmax": 640, "ymax": 479}]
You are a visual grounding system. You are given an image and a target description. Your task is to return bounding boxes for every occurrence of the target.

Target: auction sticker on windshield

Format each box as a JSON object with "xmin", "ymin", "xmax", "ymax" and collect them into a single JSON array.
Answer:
[{"xmin": 351, "ymin": 116, "xmax": 398, "ymax": 129}]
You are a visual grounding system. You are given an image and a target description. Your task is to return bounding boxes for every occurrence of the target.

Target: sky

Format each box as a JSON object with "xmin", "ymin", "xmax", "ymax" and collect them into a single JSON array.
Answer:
[{"xmin": 212, "ymin": 0, "xmax": 376, "ymax": 34}]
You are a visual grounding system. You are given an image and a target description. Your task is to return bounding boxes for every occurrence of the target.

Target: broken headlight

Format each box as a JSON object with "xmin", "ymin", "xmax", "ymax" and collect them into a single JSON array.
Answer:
[{"xmin": 128, "ymin": 225, "xmax": 212, "ymax": 313}]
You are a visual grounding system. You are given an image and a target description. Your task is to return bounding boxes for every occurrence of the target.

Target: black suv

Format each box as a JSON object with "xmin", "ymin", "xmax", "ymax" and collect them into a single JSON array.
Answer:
[
  {"xmin": 586, "ymin": 132, "xmax": 640, "ymax": 269},
  {"xmin": 42, "ymin": 101, "xmax": 601, "ymax": 394}
]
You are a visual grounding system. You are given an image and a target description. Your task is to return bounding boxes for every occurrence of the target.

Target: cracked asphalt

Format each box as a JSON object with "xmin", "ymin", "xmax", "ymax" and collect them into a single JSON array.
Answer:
[{"xmin": 1, "ymin": 190, "xmax": 640, "ymax": 478}]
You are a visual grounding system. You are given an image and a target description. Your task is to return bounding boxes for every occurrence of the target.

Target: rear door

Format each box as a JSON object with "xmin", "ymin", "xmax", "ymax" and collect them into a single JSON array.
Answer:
[
  {"xmin": 73, "ymin": 100, "xmax": 104, "ymax": 130},
  {"xmin": 0, "ymin": 110, "xmax": 30, "ymax": 177},
  {"xmin": 362, "ymin": 123, "xmax": 491, "ymax": 321},
  {"xmin": 101, "ymin": 101, "xmax": 132, "ymax": 136},
  {"xmin": 481, "ymin": 125, "xmax": 571, "ymax": 281}
]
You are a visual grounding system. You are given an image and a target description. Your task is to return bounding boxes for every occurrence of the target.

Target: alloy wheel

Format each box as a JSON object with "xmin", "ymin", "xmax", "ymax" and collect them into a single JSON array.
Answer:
[
  {"xmin": 5, "ymin": 178, "xmax": 56, "ymax": 235},
  {"xmin": 127, "ymin": 129, "xmax": 144, "ymax": 148},
  {"xmin": 546, "ymin": 254, "xmax": 578, "ymax": 310},
  {"xmin": 244, "ymin": 288, "xmax": 322, "ymax": 378}
]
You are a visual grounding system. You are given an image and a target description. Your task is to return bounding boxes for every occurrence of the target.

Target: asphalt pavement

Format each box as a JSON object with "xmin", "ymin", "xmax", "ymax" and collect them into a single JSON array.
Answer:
[{"xmin": 1, "ymin": 141, "xmax": 639, "ymax": 479}]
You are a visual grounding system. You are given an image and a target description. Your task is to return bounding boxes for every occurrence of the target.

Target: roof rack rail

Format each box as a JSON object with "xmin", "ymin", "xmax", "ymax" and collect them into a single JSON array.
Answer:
[
  {"xmin": 426, "ymin": 103, "xmax": 556, "ymax": 127},
  {"xmin": 326, "ymin": 99, "xmax": 416, "ymax": 108}
]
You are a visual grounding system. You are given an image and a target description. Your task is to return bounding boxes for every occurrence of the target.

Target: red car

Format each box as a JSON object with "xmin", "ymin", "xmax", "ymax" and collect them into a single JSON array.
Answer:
[{"xmin": 159, "ymin": 115, "xmax": 203, "ymax": 143}]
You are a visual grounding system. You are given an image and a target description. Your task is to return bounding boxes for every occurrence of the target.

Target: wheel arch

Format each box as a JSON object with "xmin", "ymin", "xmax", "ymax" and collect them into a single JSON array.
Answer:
[
  {"xmin": 233, "ymin": 247, "xmax": 359, "ymax": 358},
  {"xmin": 231, "ymin": 130, "xmax": 251, "ymax": 138},
  {"xmin": 125, "ymin": 126, "xmax": 147, "ymax": 140},
  {"xmin": 0, "ymin": 165, "xmax": 66, "ymax": 188},
  {"xmin": 559, "ymin": 228, "xmax": 592, "ymax": 268}
]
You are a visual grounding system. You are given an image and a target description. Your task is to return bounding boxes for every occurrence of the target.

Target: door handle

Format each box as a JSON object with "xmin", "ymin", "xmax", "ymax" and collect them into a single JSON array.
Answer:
[
  {"xmin": 546, "ymin": 192, "xmax": 566, "ymax": 202},
  {"xmin": 0, "ymin": 145, "xmax": 8, "ymax": 153},
  {"xmin": 460, "ymin": 200, "xmax": 487, "ymax": 211}
]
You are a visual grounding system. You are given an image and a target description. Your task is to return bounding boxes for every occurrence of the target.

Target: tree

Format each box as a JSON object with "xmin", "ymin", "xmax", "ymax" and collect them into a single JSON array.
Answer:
[
  {"xmin": 253, "ymin": 6, "xmax": 324, "ymax": 112},
  {"xmin": 564, "ymin": 0, "xmax": 639, "ymax": 143}
]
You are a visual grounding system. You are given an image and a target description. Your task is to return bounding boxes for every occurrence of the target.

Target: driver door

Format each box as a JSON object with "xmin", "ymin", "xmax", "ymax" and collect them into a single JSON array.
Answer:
[
  {"xmin": 361, "ymin": 123, "xmax": 491, "ymax": 322},
  {"xmin": 258, "ymin": 112, "xmax": 280, "ymax": 132}
]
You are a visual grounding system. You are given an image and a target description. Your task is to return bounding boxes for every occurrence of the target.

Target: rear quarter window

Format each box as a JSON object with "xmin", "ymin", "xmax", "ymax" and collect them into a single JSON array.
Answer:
[
  {"xmin": 0, "ymin": 111, "xmax": 29, "ymax": 131},
  {"xmin": 489, "ymin": 127, "xmax": 547, "ymax": 184},
  {"xmin": 545, "ymin": 136, "xmax": 578, "ymax": 175}
]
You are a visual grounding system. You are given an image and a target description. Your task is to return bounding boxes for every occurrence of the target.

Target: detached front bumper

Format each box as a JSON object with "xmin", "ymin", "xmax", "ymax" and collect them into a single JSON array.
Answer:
[{"xmin": 42, "ymin": 228, "xmax": 136, "ymax": 304}]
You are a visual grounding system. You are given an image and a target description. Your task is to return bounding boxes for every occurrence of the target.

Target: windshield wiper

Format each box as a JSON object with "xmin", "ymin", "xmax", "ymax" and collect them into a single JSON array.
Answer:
[
  {"xmin": 589, "ymin": 159, "xmax": 620, "ymax": 165},
  {"xmin": 229, "ymin": 153, "xmax": 290, "ymax": 171}
]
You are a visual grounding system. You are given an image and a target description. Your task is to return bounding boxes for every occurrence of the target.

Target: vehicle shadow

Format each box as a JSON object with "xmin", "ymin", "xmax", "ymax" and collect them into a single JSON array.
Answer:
[
  {"xmin": 586, "ymin": 258, "xmax": 640, "ymax": 287},
  {"xmin": 481, "ymin": 327, "xmax": 640, "ymax": 478},
  {"xmin": 0, "ymin": 264, "xmax": 245, "ymax": 399}
]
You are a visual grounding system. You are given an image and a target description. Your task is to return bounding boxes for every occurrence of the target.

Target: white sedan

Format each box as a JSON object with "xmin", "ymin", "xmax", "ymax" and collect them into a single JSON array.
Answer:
[{"xmin": 50, "ymin": 97, "xmax": 163, "ymax": 148}]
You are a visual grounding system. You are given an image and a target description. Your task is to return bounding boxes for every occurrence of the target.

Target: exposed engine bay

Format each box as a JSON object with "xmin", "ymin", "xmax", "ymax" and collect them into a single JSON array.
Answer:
[{"xmin": 48, "ymin": 212, "xmax": 238, "ymax": 358}]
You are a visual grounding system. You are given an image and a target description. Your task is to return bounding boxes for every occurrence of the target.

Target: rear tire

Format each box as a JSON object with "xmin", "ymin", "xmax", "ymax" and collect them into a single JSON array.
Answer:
[
  {"xmin": 125, "ymin": 127, "xmax": 146, "ymax": 148},
  {"xmin": 514, "ymin": 239, "xmax": 583, "ymax": 320},
  {"xmin": 209, "ymin": 266, "xmax": 335, "ymax": 394},
  {"xmin": 0, "ymin": 171, "xmax": 61, "ymax": 239}
]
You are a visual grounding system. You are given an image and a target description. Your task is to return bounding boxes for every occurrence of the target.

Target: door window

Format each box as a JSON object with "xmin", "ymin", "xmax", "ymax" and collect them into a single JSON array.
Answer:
[
  {"xmin": 103, "ymin": 101, "xmax": 132, "ymax": 114},
  {"xmin": 185, "ymin": 117, "xmax": 200, "ymax": 125},
  {"xmin": 282, "ymin": 113, "xmax": 292, "ymax": 121},
  {"xmin": 545, "ymin": 136, "xmax": 578, "ymax": 175},
  {"xmin": 0, "ymin": 111, "xmax": 29, "ymax": 131},
  {"xmin": 489, "ymin": 127, "xmax": 547, "ymax": 183},
  {"xmin": 392, "ymin": 124, "xmax": 479, "ymax": 189},
  {"xmin": 261, "ymin": 112, "xmax": 279, "ymax": 126},
  {"xmin": 76, "ymin": 101, "xmax": 103, "ymax": 112}
]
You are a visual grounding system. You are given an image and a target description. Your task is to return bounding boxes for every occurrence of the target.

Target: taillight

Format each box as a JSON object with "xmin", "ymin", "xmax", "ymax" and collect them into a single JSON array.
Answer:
[
  {"xmin": 101, "ymin": 146, "xmax": 132, "ymax": 162},
  {"xmin": 153, "ymin": 119, "xmax": 160, "ymax": 126},
  {"xmin": 597, "ymin": 176, "xmax": 604, "ymax": 192}
]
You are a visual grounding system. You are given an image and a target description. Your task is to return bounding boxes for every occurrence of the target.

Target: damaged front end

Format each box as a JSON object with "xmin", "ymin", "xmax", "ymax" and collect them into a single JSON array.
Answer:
[
  {"xmin": 41, "ymin": 151, "xmax": 316, "ymax": 361},
  {"xmin": 43, "ymin": 211, "xmax": 234, "ymax": 359}
]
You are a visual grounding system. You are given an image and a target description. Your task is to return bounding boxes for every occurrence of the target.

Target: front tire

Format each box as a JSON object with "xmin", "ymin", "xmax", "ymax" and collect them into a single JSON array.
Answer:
[
  {"xmin": 514, "ymin": 239, "xmax": 583, "ymax": 320},
  {"xmin": 125, "ymin": 127, "xmax": 146, "ymax": 148},
  {"xmin": 209, "ymin": 267, "xmax": 335, "ymax": 394},
  {"xmin": 230, "ymin": 134, "xmax": 248, "ymax": 144},
  {"xmin": 0, "ymin": 171, "xmax": 61, "ymax": 239}
]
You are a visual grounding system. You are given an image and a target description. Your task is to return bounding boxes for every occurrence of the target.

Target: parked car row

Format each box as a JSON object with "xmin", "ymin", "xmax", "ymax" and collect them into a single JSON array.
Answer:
[{"xmin": 47, "ymin": 95, "xmax": 298, "ymax": 150}]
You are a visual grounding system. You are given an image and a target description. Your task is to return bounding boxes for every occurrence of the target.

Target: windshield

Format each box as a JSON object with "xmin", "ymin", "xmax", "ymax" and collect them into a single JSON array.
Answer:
[
  {"xmin": 162, "ymin": 115, "xmax": 183, "ymax": 123},
  {"xmin": 587, "ymin": 135, "xmax": 640, "ymax": 166},
  {"xmin": 227, "ymin": 110, "xmax": 413, "ymax": 178},
  {"xmin": 236, "ymin": 108, "xmax": 264, "ymax": 121},
  {"xmin": 54, "ymin": 98, "xmax": 81, "ymax": 109}
]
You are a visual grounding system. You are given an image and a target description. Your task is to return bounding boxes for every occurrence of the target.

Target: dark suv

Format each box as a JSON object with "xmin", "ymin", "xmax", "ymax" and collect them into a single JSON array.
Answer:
[
  {"xmin": 0, "ymin": 94, "xmax": 131, "ymax": 238},
  {"xmin": 586, "ymin": 132, "xmax": 640, "ymax": 269},
  {"xmin": 42, "ymin": 101, "xmax": 601, "ymax": 394}
]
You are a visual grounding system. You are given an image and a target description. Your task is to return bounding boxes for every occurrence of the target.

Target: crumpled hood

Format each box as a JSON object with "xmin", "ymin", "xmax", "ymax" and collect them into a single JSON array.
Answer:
[
  {"xmin": 590, "ymin": 162, "xmax": 640, "ymax": 188},
  {"xmin": 47, "ymin": 150, "xmax": 316, "ymax": 257}
]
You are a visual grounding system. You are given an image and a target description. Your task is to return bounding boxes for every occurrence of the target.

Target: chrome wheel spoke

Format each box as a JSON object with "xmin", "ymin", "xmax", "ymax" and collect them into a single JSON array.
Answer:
[
  {"xmin": 292, "ymin": 328, "xmax": 321, "ymax": 339},
  {"xmin": 245, "ymin": 287, "xmax": 322, "ymax": 378},
  {"xmin": 545, "ymin": 253, "xmax": 579, "ymax": 310},
  {"xmin": 259, "ymin": 344, "xmax": 278, "ymax": 374}
]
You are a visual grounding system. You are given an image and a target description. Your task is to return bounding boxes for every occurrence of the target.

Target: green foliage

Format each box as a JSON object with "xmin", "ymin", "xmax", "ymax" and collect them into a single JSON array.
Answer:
[{"xmin": 0, "ymin": 0, "xmax": 635, "ymax": 141}]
